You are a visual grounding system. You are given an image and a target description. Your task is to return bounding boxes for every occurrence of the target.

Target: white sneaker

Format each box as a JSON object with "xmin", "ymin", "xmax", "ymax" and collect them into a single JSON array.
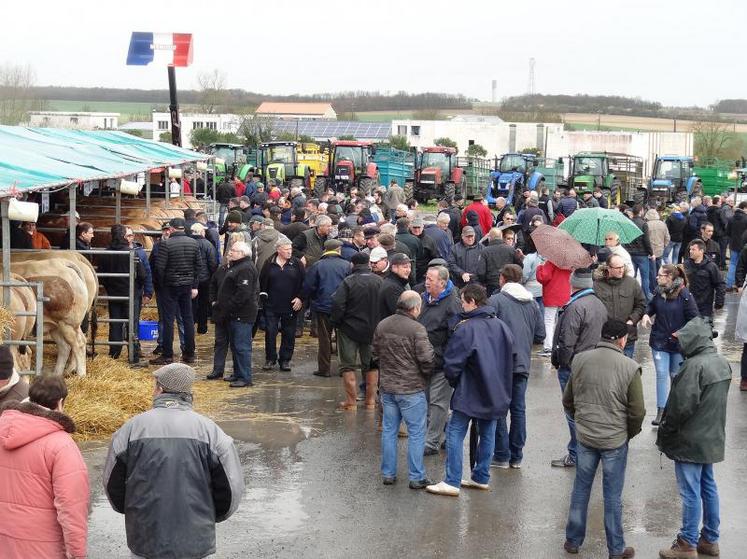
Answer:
[
  {"xmin": 425, "ymin": 481, "xmax": 460, "ymax": 496},
  {"xmin": 490, "ymin": 460, "xmax": 509, "ymax": 469},
  {"xmin": 461, "ymin": 478, "xmax": 490, "ymax": 490}
]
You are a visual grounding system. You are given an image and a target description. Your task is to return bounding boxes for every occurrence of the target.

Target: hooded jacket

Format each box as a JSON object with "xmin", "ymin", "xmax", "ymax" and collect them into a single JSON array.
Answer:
[
  {"xmin": 104, "ymin": 392, "xmax": 244, "ymax": 559},
  {"xmin": 460, "ymin": 201, "xmax": 493, "ymax": 237},
  {"xmin": 536, "ymin": 260, "xmax": 572, "ymax": 307},
  {"xmin": 443, "ymin": 306, "xmax": 515, "ymax": 420},
  {"xmin": 593, "ymin": 268, "xmax": 647, "ymax": 342},
  {"xmin": 252, "ymin": 227, "xmax": 289, "ymax": 275},
  {"xmin": 488, "ymin": 282, "xmax": 545, "ymax": 375},
  {"xmin": 688, "ymin": 203, "xmax": 708, "ymax": 235},
  {"xmin": 551, "ymin": 288, "xmax": 608, "ymax": 370},
  {"xmin": 665, "ymin": 210, "xmax": 687, "ymax": 243},
  {"xmin": 0, "ymin": 401, "xmax": 89, "ymax": 559},
  {"xmin": 645, "ymin": 211, "xmax": 670, "ymax": 258},
  {"xmin": 656, "ymin": 317, "xmax": 731, "ymax": 463},
  {"xmin": 303, "ymin": 251, "xmax": 351, "ymax": 314}
]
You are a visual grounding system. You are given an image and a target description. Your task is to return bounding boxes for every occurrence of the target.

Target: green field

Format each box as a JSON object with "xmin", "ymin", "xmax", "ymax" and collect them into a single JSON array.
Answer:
[
  {"xmin": 46, "ymin": 100, "xmax": 160, "ymax": 121},
  {"xmin": 356, "ymin": 111, "xmax": 415, "ymax": 122}
]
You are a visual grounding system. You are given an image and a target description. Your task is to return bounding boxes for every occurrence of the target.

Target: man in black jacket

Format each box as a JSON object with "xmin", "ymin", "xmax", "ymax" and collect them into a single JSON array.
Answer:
[
  {"xmin": 685, "ymin": 239, "xmax": 725, "ymax": 321},
  {"xmin": 476, "ymin": 228, "xmax": 522, "ymax": 295},
  {"xmin": 331, "ymin": 252, "xmax": 382, "ymax": 410},
  {"xmin": 209, "ymin": 242, "xmax": 259, "ymax": 387},
  {"xmin": 726, "ymin": 201, "xmax": 747, "ymax": 290},
  {"xmin": 216, "ymin": 179, "xmax": 236, "ymax": 225},
  {"xmin": 151, "ymin": 218, "xmax": 203, "ymax": 366},
  {"xmin": 190, "ymin": 223, "xmax": 218, "ymax": 335},
  {"xmin": 98, "ymin": 224, "xmax": 146, "ymax": 360},
  {"xmin": 379, "ymin": 253, "xmax": 412, "ymax": 319},
  {"xmin": 624, "ymin": 204, "xmax": 655, "ymax": 300}
]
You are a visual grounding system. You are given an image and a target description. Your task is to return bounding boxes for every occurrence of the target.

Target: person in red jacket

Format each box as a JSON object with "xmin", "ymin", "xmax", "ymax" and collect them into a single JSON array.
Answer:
[
  {"xmin": 461, "ymin": 193, "xmax": 494, "ymax": 238},
  {"xmin": 0, "ymin": 376, "xmax": 89, "ymax": 559},
  {"xmin": 536, "ymin": 259, "xmax": 572, "ymax": 357}
]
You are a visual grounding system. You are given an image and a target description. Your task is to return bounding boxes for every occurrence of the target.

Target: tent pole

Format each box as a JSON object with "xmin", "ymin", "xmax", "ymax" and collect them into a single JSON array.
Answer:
[
  {"xmin": 1, "ymin": 198, "xmax": 10, "ymax": 311},
  {"xmin": 145, "ymin": 171, "xmax": 151, "ymax": 217},
  {"xmin": 115, "ymin": 182, "xmax": 122, "ymax": 223},
  {"xmin": 69, "ymin": 185, "xmax": 77, "ymax": 249}
]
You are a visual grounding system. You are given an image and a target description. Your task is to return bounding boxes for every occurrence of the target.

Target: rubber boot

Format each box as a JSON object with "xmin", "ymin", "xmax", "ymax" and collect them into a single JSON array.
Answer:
[
  {"xmin": 338, "ymin": 371, "xmax": 358, "ymax": 411},
  {"xmin": 651, "ymin": 407, "xmax": 664, "ymax": 426},
  {"xmin": 364, "ymin": 369, "xmax": 379, "ymax": 409}
]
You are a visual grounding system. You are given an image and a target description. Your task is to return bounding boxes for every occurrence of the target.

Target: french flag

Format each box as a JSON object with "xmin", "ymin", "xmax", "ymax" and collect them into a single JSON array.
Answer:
[{"xmin": 126, "ymin": 32, "xmax": 193, "ymax": 67}]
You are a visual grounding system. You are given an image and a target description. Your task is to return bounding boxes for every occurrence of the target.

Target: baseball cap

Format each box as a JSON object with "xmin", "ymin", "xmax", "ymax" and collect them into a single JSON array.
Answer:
[
  {"xmin": 410, "ymin": 217, "xmax": 424, "ymax": 227},
  {"xmin": 462, "ymin": 226, "xmax": 476, "ymax": 236},
  {"xmin": 169, "ymin": 217, "xmax": 186, "ymax": 229},
  {"xmin": 249, "ymin": 215, "xmax": 265, "ymax": 224},
  {"xmin": 153, "ymin": 363, "xmax": 195, "ymax": 394},
  {"xmin": 324, "ymin": 239, "xmax": 343, "ymax": 251},
  {"xmin": 190, "ymin": 223, "xmax": 206, "ymax": 234},
  {"xmin": 428, "ymin": 258, "xmax": 448, "ymax": 267},
  {"xmin": 369, "ymin": 247, "xmax": 388, "ymax": 262},
  {"xmin": 227, "ymin": 211, "xmax": 243, "ymax": 224}
]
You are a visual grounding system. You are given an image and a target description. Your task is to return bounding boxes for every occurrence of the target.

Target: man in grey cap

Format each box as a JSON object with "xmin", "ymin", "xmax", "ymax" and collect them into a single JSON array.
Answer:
[
  {"xmin": 550, "ymin": 267, "xmax": 608, "ymax": 468},
  {"xmin": 248, "ymin": 214, "xmax": 265, "ymax": 238},
  {"xmin": 447, "ymin": 225, "xmax": 483, "ymax": 288},
  {"xmin": 104, "ymin": 363, "xmax": 244, "ymax": 559}
]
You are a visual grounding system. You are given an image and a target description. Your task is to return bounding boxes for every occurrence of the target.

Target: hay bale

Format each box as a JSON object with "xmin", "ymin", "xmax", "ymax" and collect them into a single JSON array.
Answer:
[
  {"xmin": 61, "ymin": 355, "xmax": 236, "ymax": 441},
  {"xmin": 0, "ymin": 306, "xmax": 15, "ymax": 337}
]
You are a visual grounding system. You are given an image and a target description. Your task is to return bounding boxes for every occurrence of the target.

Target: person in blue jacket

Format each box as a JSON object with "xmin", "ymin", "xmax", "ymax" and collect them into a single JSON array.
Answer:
[
  {"xmin": 426, "ymin": 283, "xmax": 515, "ymax": 497},
  {"xmin": 641, "ymin": 263, "xmax": 699, "ymax": 426}
]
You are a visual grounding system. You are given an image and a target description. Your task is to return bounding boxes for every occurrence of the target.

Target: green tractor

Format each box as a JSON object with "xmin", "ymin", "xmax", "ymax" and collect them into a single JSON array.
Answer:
[
  {"xmin": 564, "ymin": 152, "xmax": 645, "ymax": 206},
  {"xmin": 257, "ymin": 141, "xmax": 311, "ymax": 189},
  {"xmin": 208, "ymin": 143, "xmax": 255, "ymax": 182}
]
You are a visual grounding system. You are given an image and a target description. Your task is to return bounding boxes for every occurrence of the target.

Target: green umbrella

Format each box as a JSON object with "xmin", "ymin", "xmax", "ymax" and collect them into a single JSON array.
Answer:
[{"xmin": 558, "ymin": 207, "xmax": 643, "ymax": 246}]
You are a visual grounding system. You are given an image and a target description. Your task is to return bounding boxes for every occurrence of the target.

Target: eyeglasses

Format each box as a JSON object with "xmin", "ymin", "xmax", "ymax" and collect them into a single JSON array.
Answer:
[
  {"xmin": 657, "ymin": 273, "xmax": 670, "ymax": 277},
  {"xmin": 604, "ymin": 237, "xmax": 615, "ymax": 241},
  {"xmin": 609, "ymin": 265, "xmax": 625, "ymax": 270}
]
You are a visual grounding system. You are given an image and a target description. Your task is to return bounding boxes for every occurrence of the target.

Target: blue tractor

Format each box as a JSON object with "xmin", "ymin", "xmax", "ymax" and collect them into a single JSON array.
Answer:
[
  {"xmin": 486, "ymin": 153, "xmax": 547, "ymax": 207},
  {"xmin": 648, "ymin": 155, "xmax": 702, "ymax": 203}
]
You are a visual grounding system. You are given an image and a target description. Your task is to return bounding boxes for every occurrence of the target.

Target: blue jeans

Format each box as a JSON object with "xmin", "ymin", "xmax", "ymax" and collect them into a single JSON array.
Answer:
[
  {"xmin": 631, "ymin": 254, "xmax": 651, "ymax": 299},
  {"xmin": 494, "ymin": 374, "xmax": 528, "ymax": 464},
  {"xmin": 674, "ymin": 462, "xmax": 720, "ymax": 546},
  {"xmin": 622, "ymin": 340, "xmax": 635, "ymax": 359},
  {"xmin": 566, "ymin": 442, "xmax": 629, "ymax": 556},
  {"xmin": 652, "ymin": 349, "xmax": 684, "ymax": 408},
  {"xmin": 664, "ymin": 241, "xmax": 682, "ymax": 265},
  {"xmin": 444, "ymin": 410, "xmax": 497, "ymax": 488},
  {"xmin": 727, "ymin": 252, "xmax": 739, "ymax": 288},
  {"xmin": 229, "ymin": 320, "xmax": 253, "ymax": 383},
  {"xmin": 156, "ymin": 289, "xmax": 184, "ymax": 352},
  {"xmin": 534, "ymin": 296, "xmax": 545, "ymax": 319},
  {"xmin": 160, "ymin": 285, "xmax": 195, "ymax": 359},
  {"xmin": 380, "ymin": 392, "xmax": 427, "ymax": 481},
  {"xmin": 558, "ymin": 367, "xmax": 577, "ymax": 463},
  {"xmin": 649, "ymin": 257, "xmax": 662, "ymax": 297}
]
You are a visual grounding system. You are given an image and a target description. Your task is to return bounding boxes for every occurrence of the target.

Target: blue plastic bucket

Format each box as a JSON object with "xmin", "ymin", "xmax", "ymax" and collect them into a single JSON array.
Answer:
[{"xmin": 138, "ymin": 320, "xmax": 159, "ymax": 341}]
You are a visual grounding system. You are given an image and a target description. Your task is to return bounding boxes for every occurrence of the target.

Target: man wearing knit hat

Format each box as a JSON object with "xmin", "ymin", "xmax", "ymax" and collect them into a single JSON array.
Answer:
[
  {"xmin": 550, "ymin": 267, "xmax": 608, "ymax": 468},
  {"xmin": 104, "ymin": 363, "xmax": 244, "ymax": 559},
  {"xmin": 561, "ymin": 318, "xmax": 644, "ymax": 559}
]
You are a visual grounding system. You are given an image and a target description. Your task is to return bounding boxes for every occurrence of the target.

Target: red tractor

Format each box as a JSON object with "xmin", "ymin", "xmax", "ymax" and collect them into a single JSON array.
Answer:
[
  {"xmin": 410, "ymin": 146, "xmax": 465, "ymax": 202},
  {"xmin": 315, "ymin": 140, "xmax": 379, "ymax": 194}
]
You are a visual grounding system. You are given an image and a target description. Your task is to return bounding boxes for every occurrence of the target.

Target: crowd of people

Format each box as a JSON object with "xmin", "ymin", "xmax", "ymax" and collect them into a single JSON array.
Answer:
[{"xmin": 0, "ymin": 174, "xmax": 743, "ymax": 558}]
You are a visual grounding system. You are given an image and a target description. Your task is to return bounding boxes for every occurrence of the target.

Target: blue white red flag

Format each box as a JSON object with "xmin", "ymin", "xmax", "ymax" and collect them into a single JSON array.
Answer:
[{"xmin": 126, "ymin": 32, "xmax": 193, "ymax": 66}]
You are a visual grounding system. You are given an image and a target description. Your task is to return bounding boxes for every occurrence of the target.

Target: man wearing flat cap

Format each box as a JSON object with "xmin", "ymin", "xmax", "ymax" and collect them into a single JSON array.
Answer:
[
  {"xmin": 104, "ymin": 363, "xmax": 244, "ymax": 559},
  {"xmin": 561, "ymin": 318, "xmax": 644, "ymax": 559}
]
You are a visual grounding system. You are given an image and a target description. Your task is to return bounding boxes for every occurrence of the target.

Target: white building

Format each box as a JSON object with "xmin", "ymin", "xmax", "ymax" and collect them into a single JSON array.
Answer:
[
  {"xmin": 151, "ymin": 112, "xmax": 243, "ymax": 148},
  {"xmin": 391, "ymin": 115, "xmax": 564, "ymax": 157},
  {"xmin": 545, "ymin": 131, "xmax": 694, "ymax": 177},
  {"xmin": 28, "ymin": 111, "xmax": 119, "ymax": 130},
  {"xmin": 255, "ymin": 102, "xmax": 336, "ymax": 120}
]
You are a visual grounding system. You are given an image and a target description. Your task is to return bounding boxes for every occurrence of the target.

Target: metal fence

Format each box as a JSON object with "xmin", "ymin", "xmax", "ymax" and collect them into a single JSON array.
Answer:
[{"xmin": 0, "ymin": 280, "xmax": 46, "ymax": 376}]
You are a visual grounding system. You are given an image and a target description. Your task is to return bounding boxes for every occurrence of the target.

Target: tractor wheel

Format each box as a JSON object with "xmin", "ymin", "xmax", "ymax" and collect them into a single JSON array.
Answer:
[
  {"xmin": 609, "ymin": 181, "xmax": 621, "ymax": 207},
  {"xmin": 360, "ymin": 177, "xmax": 374, "ymax": 196},
  {"xmin": 403, "ymin": 180, "xmax": 414, "ymax": 202},
  {"xmin": 315, "ymin": 176, "xmax": 326, "ymax": 192},
  {"xmin": 633, "ymin": 188, "xmax": 648, "ymax": 207},
  {"xmin": 691, "ymin": 181, "xmax": 704, "ymax": 199},
  {"xmin": 444, "ymin": 182, "xmax": 456, "ymax": 200}
]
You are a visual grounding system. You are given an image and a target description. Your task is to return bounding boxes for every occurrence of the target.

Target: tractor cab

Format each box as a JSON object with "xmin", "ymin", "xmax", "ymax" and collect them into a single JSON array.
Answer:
[
  {"xmin": 419, "ymin": 147, "xmax": 456, "ymax": 188},
  {"xmin": 487, "ymin": 153, "xmax": 541, "ymax": 206},
  {"xmin": 208, "ymin": 143, "xmax": 248, "ymax": 181},
  {"xmin": 324, "ymin": 141, "xmax": 378, "ymax": 194},
  {"xmin": 571, "ymin": 154, "xmax": 607, "ymax": 190},
  {"xmin": 649, "ymin": 156, "xmax": 700, "ymax": 202},
  {"xmin": 257, "ymin": 141, "xmax": 310, "ymax": 188}
]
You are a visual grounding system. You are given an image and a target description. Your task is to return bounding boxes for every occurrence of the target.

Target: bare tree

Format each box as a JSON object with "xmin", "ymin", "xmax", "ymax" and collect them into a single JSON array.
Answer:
[
  {"xmin": 692, "ymin": 119, "xmax": 743, "ymax": 162},
  {"xmin": 0, "ymin": 63, "xmax": 37, "ymax": 125},
  {"xmin": 239, "ymin": 115, "xmax": 274, "ymax": 147},
  {"xmin": 196, "ymin": 69, "xmax": 227, "ymax": 114}
]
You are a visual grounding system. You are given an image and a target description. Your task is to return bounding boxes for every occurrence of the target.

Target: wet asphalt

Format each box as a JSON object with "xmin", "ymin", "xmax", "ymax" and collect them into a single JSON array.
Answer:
[{"xmin": 83, "ymin": 294, "xmax": 747, "ymax": 559}]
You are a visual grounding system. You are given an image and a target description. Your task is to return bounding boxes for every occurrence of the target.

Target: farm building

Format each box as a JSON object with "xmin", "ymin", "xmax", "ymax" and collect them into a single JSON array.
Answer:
[
  {"xmin": 255, "ymin": 102, "xmax": 336, "ymax": 120},
  {"xmin": 27, "ymin": 111, "xmax": 119, "ymax": 130}
]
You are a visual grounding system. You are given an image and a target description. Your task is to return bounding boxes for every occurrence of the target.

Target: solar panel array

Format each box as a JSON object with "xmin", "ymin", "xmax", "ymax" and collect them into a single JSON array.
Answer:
[{"xmin": 270, "ymin": 119, "xmax": 391, "ymax": 140}]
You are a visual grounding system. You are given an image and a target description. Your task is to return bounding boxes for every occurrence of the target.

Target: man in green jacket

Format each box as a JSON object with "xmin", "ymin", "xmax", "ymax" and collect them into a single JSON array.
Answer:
[
  {"xmin": 657, "ymin": 317, "xmax": 731, "ymax": 559},
  {"xmin": 562, "ymin": 319, "xmax": 644, "ymax": 559}
]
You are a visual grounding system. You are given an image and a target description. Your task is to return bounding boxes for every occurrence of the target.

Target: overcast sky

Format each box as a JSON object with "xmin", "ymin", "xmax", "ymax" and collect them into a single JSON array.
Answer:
[{"xmin": 2, "ymin": 0, "xmax": 744, "ymax": 107}]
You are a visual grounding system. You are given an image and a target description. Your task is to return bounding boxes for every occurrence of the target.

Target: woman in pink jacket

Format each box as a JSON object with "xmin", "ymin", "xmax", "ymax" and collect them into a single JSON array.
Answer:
[
  {"xmin": 535, "ymin": 259, "xmax": 572, "ymax": 356},
  {"xmin": 0, "ymin": 376, "xmax": 89, "ymax": 558}
]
